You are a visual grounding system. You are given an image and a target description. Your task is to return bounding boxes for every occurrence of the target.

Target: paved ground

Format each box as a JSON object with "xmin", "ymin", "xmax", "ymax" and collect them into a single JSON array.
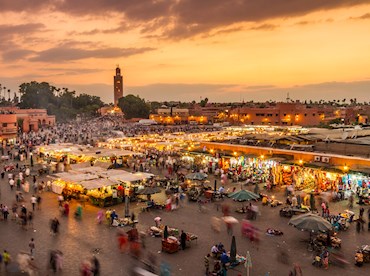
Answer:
[{"xmin": 0, "ymin": 165, "xmax": 369, "ymax": 276}]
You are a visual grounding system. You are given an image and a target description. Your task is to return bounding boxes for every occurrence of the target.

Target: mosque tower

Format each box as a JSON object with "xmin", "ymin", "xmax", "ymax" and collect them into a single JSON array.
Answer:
[{"xmin": 114, "ymin": 65, "xmax": 123, "ymax": 106}]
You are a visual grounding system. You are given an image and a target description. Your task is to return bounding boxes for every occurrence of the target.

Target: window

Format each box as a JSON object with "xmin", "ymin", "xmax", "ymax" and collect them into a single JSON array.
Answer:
[
  {"xmin": 313, "ymin": 114, "xmax": 316, "ymax": 116},
  {"xmin": 2, "ymin": 123, "xmax": 7, "ymax": 127},
  {"xmin": 283, "ymin": 114, "xmax": 286, "ymax": 116},
  {"xmin": 304, "ymin": 114, "xmax": 307, "ymax": 117},
  {"xmin": 275, "ymin": 114, "xmax": 279, "ymax": 117}
]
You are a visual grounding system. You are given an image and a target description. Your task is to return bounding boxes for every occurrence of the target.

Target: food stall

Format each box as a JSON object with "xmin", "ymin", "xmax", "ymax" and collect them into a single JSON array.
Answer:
[
  {"xmin": 50, "ymin": 172, "xmax": 99, "ymax": 195},
  {"xmin": 78, "ymin": 178, "xmax": 118, "ymax": 207}
]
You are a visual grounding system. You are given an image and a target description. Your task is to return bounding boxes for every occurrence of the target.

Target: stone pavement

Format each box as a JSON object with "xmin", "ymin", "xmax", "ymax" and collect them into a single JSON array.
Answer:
[{"xmin": 0, "ymin": 167, "xmax": 369, "ymax": 276}]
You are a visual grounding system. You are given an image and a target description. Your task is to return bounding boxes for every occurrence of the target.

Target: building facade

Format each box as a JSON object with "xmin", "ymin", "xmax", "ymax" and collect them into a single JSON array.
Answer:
[
  {"xmin": 229, "ymin": 103, "xmax": 330, "ymax": 126},
  {"xmin": 0, "ymin": 107, "xmax": 55, "ymax": 142},
  {"xmin": 113, "ymin": 66, "xmax": 123, "ymax": 106}
]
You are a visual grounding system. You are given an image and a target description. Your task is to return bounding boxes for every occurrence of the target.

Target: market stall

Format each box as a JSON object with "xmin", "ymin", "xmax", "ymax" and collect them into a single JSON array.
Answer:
[
  {"xmin": 50, "ymin": 172, "xmax": 99, "ymax": 195},
  {"xmin": 81, "ymin": 178, "xmax": 118, "ymax": 207}
]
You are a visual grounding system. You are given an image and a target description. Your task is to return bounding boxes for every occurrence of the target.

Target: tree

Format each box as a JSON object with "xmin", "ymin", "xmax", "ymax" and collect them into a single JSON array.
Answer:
[
  {"xmin": 118, "ymin": 94, "xmax": 150, "ymax": 119},
  {"xmin": 200, "ymin": 97, "xmax": 209, "ymax": 107},
  {"xmin": 19, "ymin": 81, "xmax": 56, "ymax": 109},
  {"xmin": 18, "ymin": 81, "xmax": 104, "ymax": 122}
]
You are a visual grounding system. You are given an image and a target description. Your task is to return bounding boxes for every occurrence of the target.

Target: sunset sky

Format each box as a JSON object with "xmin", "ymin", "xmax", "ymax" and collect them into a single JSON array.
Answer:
[{"xmin": 1, "ymin": 0, "xmax": 370, "ymax": 103}]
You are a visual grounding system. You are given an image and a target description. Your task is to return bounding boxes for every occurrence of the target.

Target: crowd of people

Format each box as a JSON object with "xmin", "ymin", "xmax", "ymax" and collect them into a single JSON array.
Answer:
[{"xmin": 1, "ymin": 119, "xmax": 370, "ymax": 275}]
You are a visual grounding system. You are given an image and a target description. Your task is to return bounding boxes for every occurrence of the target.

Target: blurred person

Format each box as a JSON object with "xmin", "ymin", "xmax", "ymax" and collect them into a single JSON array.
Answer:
[
  {"xmin": 118, "ymin": 231, "xmax": 128, "ymax": 252},
  {"xmin": 29, "ymin": 238, "xmax": 35, "ymax": 258},
  {"xmin": 204, "ymin": 253, "xmax": 210, "ymax": 275},
  {"xmin": 80, "ymin": 259, "xmax": 92, "ymax": 276},
  {"xmin": 36, "ymin": 195, "xmax": 42, "ymax": 210},
  {"xmin": 91, "ymin": 255, "xmax": 100, "ymax": 276},
  {"xmin": 74, "ymin": 204, "xmax": 82, "ymax": 219},
  {"xmin": 211, "ymin": 216, "xmax": 221, "ymax": 233},
  {"xmin": 180, "ymin": 230, "xmax": 187, "ymax": 250},
  {"xmin": 31, "ymin": 195, "xmax": 37, "ymax": 211},
  {"xmin": 55, "ymin": 250, "xmax": 63, "ymax": 271},
  {"xmin": 28, "ymin": 211, "xmax": 34, "ymax": 230},
  {"xmin": 96, "ymin": 209, "xmax": 104, "ymax": 224},
  {"xmin": 3, "ymin": 250, "xmax": 11, "ymax": 272},
  {"xmin": 355, "ymin": 250, "xmax": 364, "ymax": 267},
  {"xmin": 289, "ymin": 263, "xmax": 302, "ymax": 276}
]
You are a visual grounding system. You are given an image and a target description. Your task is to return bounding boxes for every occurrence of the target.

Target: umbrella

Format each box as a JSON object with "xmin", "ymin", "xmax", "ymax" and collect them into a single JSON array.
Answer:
[
  {"xmin": 222, "ymin": 216, "xmax": 239, "ymax": 224},
  {"xmin": 185, "ymin": 172, "xmax": 208, "ymax": 181},
  {"xmin": 154, "ymin": 217, "xmax": 161, "ymax": 222},
  {"xmin": 228, "ymin": 190, "xmax": 260, "ymax": 202},
  {"xmin": 288, "ymin": 212, "xmax": 333, "ymax": 233},
  {"xmin": 230, "ymin": 236, "xmax": 237, "ymax": 263},
  {"xmin": 137, "ymin": 186, "xmax": 161, "ymax": 195}
]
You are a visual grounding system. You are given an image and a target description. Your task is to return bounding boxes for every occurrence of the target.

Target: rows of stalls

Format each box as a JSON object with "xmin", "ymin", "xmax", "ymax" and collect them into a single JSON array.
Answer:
[
  {"xmin": 181, "ymin": 153, "xmax": 276, "ymax": 183},
  {"xmin": 273, "ymin": 165, "xmax": 342, "ymax": 192},
  {"xmin": 272, "ymin": 164, "xmax": 370, "ymax": 194},
  {"xmin": 35, "ymin": 144, "xmax": 141, "ymax": 172},
  {"xmin": 341, "ymin": 173, "xmax": 370, "ymax": 199},
  {"xmin": 49, "ymin": 168, "xmax": 155, "ymax": 207},
  {"xmin": 181, "ymin": 151, "xmax": 370, "ymax": 194}
]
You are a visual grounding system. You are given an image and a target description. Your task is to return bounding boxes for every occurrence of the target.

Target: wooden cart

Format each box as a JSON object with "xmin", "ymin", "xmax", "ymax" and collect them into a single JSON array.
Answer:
[{"xmin": 162, "ymin": 238, "xmax": 179, "ymax": 253}]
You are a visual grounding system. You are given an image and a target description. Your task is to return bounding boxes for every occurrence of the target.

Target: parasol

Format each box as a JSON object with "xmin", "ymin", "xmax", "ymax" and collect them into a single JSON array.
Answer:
[
  {"xmin": 137, "ymin": 186, "xmax": 161, "ymax": 195},
  {"xmin": 222, "ymin": 216, "xmax": 239, "ymax": 224},
  {"xmin": 185, "ymin": 172, "xmax": 208, "ymax": 181},
  {"xmin": 228, "ymin": 190, "xmax": 260, "ymax": 202},
  {"xmin": 154, "ymin": 217, "xmax": 161, "ymax": 222},
  {"xmin": 288, "ymin": 212, "xmax": 333, "ymax": 233}
]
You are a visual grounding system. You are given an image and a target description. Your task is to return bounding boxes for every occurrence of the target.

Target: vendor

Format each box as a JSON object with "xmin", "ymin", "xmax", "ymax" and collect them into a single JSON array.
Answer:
[
  {"xmin": 220, "ymin": 251, "xmax": 230, "ymax": 266},
  {"xmin": 211, "ymin": 245, "xmax": 220, "ymax": 258},
  {"xmin": 355, "ymin": 251, "xmax": 364, "ymax": 267}
]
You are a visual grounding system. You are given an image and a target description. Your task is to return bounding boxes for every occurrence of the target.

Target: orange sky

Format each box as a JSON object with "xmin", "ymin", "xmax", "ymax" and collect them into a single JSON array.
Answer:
[{"xmin": 0, "ymin": 1, "xmax": 370, "ymax": 103}]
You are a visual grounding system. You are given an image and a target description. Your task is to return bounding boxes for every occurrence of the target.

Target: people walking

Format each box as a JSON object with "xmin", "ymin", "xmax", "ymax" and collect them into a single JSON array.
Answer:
[
  {"xmin": 91, "ymin": 255, "xmax": 100, "ymax": 276},
  {"xmin": 31, "ymin": 195, "xmax": 37, "ymax": 211},
  {"xmin": 29, "ymin": 238, "xmax": 35, "ymax": 258},
  {"xmin": 3, "ymin": 250, "xmax": 11, "ymax": 272}
]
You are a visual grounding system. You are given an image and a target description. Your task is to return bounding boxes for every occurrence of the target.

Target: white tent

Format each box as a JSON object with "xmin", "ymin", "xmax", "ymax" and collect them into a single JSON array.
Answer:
[
  {"xmin": 78, "ymin": 178, "xmax": 116, "ymax": 190},
  {"xmin": 51, "ymin": 172, "xmax": 99, "ymax": 182}
]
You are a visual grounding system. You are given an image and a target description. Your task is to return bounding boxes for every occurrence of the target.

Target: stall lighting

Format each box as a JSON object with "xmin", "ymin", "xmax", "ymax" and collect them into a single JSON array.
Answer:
[
  {"xmin": 343, "ymin": 165, "xmax": 349, "ymax": 172},
  {"xmin": 298, "ymin": 160, "xmax": 303, "ymax": 165}
]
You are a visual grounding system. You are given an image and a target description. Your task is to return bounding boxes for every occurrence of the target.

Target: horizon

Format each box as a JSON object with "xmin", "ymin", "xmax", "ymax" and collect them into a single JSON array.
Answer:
[{"xmin": 1, "ymin": 1, "xmax": 370, "ymax": 104}]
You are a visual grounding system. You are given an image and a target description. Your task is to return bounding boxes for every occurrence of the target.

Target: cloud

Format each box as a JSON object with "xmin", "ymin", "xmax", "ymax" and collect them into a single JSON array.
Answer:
[
  {"xmin": 0, "ymin": 1, "xmax": 368, "ymax": 39},
  {"xmin": 29, "ymin": 46, "xmax": 156, "ymax": 62},
  {"xmin": 0, "ymin": 23, "xmax": 45, "ymax": 59},
  {"xmin": 2, "ymin": 49, "xmax": 35, "ymax": 61},
  {"xmin": 349, "ymin": 13, "xmax": 370, "ymax": 20},
  {"xmin": 250, "ymin": 23, "xmax": 278, "ymax": 31}
]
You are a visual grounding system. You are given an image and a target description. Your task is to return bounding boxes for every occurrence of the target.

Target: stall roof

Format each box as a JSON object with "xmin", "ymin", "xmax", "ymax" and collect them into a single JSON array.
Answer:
[
  {"xmin": 108, "ymin": 172, "xmax": 153, "ymax": 183},
  {"xmin": 74, "ymin": 166, "xmax": 106, "ymax": 174},
  {"xmin": 78, "ymin": 178, "xmax": 116, "ymax": 190},
  {"xmin": 51, "ymin": 172, "xmax": 99, "ymax": 182}
]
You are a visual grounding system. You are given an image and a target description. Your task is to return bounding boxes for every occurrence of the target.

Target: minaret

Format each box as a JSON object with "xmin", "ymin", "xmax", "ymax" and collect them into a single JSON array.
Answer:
[{"xmin": 114, "ymin": 65, "xmax": 123, "ymax": 106}]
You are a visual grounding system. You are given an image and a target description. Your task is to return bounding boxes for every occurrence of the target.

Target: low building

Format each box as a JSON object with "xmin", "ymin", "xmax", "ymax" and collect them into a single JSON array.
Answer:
[
  {"xmin": 229, "ymin": 102, "xmax": 331, "ymax": 126},
  {"xmin": 0, "ymin": 113, "xmax": 17, "ymax": 143},
  {"xmin": 0, "ymin": 107, "xmax": 56, "ymax": 137}
]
